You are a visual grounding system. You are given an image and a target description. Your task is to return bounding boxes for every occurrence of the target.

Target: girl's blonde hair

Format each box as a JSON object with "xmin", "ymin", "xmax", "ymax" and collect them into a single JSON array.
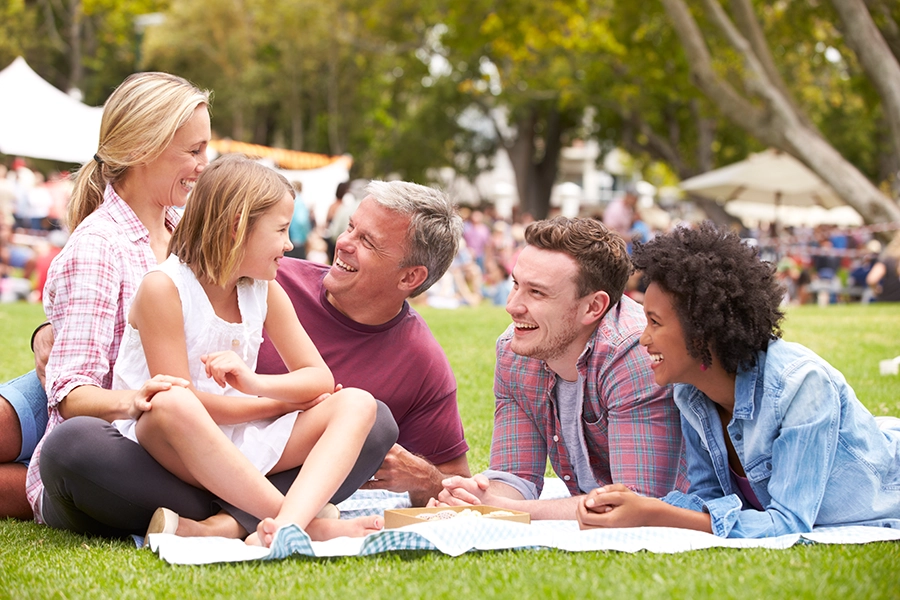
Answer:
[
  {"xmin": 169, "ymin": 154, "xmax": 293, "ymax": 286},
  {"xmin": 68, "ymin": 72, "xmax": 210, "ymax": 229}
]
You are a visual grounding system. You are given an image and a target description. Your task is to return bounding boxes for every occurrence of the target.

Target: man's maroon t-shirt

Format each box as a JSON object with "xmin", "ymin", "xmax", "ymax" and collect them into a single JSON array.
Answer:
[{"xmin": 257, "ymin": 258, "xmax": 468, "ymax": 465}]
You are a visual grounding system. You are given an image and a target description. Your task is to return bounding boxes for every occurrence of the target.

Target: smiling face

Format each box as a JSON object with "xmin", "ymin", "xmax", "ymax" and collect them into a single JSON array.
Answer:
[
  {"xmin": 239, "ymin": 191, "xmax": 295, "ymax": 281},
  {"xmin": 323, "ymin": 196, "xmax": 415, "ymax": 321},
  {"xmin": 130, "ymin": 105, "xmax": 211, "ymax": 208},
  {"xmin": 506, "ymin": 245, "xmax": 595, "ymax": 373},
  {"xmin": 639, "ymin": 282, "xmax": 704, "ymax": 387}
]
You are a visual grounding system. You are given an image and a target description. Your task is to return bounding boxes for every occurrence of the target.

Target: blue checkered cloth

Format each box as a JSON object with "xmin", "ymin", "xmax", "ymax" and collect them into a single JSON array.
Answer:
[{"xmin": 146, "ymin": 480, "xmax": 900, "ymax": 564}]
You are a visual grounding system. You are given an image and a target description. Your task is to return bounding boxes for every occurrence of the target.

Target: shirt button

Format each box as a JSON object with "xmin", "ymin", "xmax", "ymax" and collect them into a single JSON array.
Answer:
[
  {"xmin": 563, "ymin": 475, "xmax": 570, "ymax": 481},
  {"xmin": 553, "ymin": 435, "xmax": 559, "ymax": 442},
  {"xmin": 232, "ymin": 339, "xmax": 240, "ymax": 346},
  {"xmin": 734, "ymin": 433, "xmax": 742, "ymax": 441}
]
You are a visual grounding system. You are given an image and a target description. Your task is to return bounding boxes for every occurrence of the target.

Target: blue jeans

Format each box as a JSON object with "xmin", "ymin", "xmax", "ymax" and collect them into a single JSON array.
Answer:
[{"xmin": 0, "ymin": 370, "xmax": 48, "ymax": 464}]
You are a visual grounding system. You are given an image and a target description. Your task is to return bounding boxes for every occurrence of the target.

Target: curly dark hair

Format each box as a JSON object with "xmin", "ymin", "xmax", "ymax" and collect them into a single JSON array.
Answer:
[{"xmin": 631, "ymin": 222, "xmax": 784, "ymax": 374}]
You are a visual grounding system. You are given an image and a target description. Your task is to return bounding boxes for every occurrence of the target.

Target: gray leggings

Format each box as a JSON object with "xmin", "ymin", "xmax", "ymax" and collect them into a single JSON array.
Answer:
[{"xmin": 39, "ymin": 400, "xmax": 398, "ymax": 537}]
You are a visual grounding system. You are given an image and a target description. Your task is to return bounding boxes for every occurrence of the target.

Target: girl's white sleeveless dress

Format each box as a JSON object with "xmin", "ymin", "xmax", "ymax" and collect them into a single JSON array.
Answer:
[{"xmin": 111, "ymin": 254, "xmax": 298, "ymax": 475}]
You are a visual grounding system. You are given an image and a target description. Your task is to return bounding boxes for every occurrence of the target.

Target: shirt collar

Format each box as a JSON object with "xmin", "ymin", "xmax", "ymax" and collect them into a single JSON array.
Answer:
[
  {"xmin": 104, "ymin": 184, "xmax": 180, "ymax": 242},
  {"xmin": 732, "ymin": 351, "xmax": 763, "ymax": 420}
]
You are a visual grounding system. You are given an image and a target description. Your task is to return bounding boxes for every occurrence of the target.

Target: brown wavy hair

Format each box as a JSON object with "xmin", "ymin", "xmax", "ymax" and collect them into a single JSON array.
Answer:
[{"xmin": 524, "ymin": 216, "xmax": 632, "ymax": 308}]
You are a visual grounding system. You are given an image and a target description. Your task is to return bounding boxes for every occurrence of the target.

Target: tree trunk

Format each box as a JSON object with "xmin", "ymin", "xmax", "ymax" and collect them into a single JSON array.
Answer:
[
  {"xmin": 326, "ymin": 37, "xmax": 342, "ymax": 155},
  {"xmin": 831, "ymin": 0, "xmax": 900, "ymax": 171},
  {"xmin": 290, "ymin": 74, "xmax": 304, "ymax": 150},
  {"xmin": 506, "ymin": 110, "xmax": 539, "ymax": 217},
  {"xmin": 660, "ymin": 0, "xmax": 900, "ymax": 224},
  {"xmin": 502, "ymin": 106, "xmax": 563, "ymax": 220},
  {"xmin": 67, "ymin": 0, "xmax": 83, "ymax": 96}
]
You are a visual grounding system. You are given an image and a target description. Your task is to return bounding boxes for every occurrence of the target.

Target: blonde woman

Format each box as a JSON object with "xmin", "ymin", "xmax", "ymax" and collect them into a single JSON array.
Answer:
[{"xmin": 24, "ymin": 72, "xmax": 211, "ymax": 526}]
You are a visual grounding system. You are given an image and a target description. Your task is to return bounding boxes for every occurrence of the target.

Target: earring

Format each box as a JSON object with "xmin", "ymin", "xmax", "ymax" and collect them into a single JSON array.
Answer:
[{"xmin": 700, "ymin": 364, "xmax": 708, "ymax": 371}]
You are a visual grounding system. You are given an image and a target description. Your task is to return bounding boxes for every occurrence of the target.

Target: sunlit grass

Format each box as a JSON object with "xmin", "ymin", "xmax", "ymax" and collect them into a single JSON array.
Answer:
[{"xmin": 1, "ymin": 300, "xmax": 898, "ymax": 599}]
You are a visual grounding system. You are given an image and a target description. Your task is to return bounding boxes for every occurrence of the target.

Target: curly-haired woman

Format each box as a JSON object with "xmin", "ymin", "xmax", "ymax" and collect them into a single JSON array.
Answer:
[{"xmin": 576, "ymin": 222, "xmax": 900, "ymax": 538}]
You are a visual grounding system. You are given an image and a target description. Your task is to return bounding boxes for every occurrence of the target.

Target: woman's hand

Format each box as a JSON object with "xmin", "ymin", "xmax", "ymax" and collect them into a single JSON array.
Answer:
[
  {"xmin": 201, "ymin": 351, "xmax": 258, "ymax": 393},
  {"xmin": 292, "ymin": 383, "xmax": 342, "ymax": 412},
  {"xmin": 127, "ymin": 374, "xmax": 189, "ymax": 420},
  {"xmin": 576, "ymin": 484, "xmax": 657, "ymax": 530}
]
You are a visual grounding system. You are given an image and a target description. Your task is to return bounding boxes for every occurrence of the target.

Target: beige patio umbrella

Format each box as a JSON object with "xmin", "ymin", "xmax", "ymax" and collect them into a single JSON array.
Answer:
[{"xmin": 679, "ymin": 149, "xmax": 845, "ymax": 228}]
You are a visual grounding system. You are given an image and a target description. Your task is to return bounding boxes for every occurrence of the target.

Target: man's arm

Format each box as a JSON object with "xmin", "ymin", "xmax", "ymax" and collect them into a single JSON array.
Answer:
[
  {"xmin": 436, "ymin": 474, "xmax": 583, "ymax": 520},
  {"xmin": 362, "ymin": 444, "xmax": 470, "ymax": 506},
  {"xmin": 31, "ymin": 321, "xmax": 53, "ymax": 388}
]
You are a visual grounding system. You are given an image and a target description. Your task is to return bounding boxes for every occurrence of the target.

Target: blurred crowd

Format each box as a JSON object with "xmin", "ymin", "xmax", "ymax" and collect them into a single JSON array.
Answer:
[
  {"xmin": 752, "ymin": 223, "xmax": 900, "ymax": 305},
  {"xmin": 0, "ymin": 158, "xmax": 71, "ymax": 303},
  {"xmin": 2, "ymin": 157, "xmax": 898, "ymax": 307}
]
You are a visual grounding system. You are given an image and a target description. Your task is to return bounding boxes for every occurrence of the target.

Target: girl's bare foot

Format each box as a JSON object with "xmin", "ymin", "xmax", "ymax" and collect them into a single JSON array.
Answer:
[
  {"xmin": 245, "ymin": 515, "xmax": 384, "ymax": 547},
  {"xmin": 306, "ymin": 515, "xmax": 383, "ymax": 541}
]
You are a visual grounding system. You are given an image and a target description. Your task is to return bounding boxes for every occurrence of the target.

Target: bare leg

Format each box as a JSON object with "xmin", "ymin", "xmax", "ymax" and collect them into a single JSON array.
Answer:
[
  {"xmin": 0, "ymin": 397, "xmax": 31, "ymax": 519},
  {"xmin": 0, "ymin": 396, "xmax": 23, "ymax": 462},
  {"xmin": 0, "ymin": 463, "xmax": 31, "ymax": 519},
  {"xmin": 135, "ymin": 387, "xmax": 284, "ymax": 522},
  {"xmin": 174, "ymin": 511, "xmax": 247, "ymax": 538},
  {"xmin": 248, "ymin": 388, "xmax": 378, "ymax": 546}
]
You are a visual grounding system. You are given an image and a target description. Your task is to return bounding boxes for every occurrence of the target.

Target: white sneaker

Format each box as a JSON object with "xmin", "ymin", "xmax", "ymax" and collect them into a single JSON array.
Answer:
[
  {"xmin": 143, "ymin": 507, "xmax": 179, "ymax": 548},
  {"xmin": 315, "ymin": 503, "xmax": 340, "ymax": 520}
]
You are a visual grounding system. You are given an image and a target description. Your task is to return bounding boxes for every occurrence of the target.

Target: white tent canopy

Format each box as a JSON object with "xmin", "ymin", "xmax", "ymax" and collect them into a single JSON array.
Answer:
[
  {"xmin": 0, "ymin": 57, "xmax": 103, "ymax": 164},
  {"xmin": 680, "ymin": 148, "xmax": 844, "ymax": 209}
]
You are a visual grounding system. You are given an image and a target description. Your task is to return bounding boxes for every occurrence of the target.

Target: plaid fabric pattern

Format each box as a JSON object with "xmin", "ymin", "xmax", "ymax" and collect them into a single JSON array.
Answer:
[
  {"xmin": 490, "ymin": 296, "xmax": 688, "ymax": 498},
  {"xmin": 26, "ymin": 185, "xmax": 180, "ymax": 521}
]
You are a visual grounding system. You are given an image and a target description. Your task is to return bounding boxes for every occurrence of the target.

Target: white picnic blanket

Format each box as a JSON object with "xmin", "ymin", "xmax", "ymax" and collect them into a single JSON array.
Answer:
[{"xmin": 145, "ymin": 478, "xmax": 900, "ymax": 565}]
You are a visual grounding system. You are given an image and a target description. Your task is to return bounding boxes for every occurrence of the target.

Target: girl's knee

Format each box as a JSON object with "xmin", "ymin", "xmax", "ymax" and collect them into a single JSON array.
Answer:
[
  {"xmin": 331, "ymin": 388, "xmax": 377, "ymax": 422},
  {"xmin": 139, "ymin": 387, "xmax": 204, "ymax": 428}
]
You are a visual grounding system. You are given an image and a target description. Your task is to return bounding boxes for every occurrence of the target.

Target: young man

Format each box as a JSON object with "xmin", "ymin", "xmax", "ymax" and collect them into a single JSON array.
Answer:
[
  {"xmin": 435, "ymin": 217, "xmax": 686, "ymax": 519},
  {"xmin": 20, "ymin": 180, "xmax": 470, "ymax": 538}
]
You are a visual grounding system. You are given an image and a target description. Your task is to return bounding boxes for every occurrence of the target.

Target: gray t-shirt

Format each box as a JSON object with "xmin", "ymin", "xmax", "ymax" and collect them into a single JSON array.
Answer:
[{"xmin": 555, "ymin": 376, "xmax": 597, "ymax": 494}]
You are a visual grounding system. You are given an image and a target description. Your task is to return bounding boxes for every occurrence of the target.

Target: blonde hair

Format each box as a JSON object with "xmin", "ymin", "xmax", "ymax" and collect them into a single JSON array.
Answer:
[
  {"xmin": 68, "ymin": 72, "xmax": 210, "ymax": 229},
  {"xmin": 169, "ymin": 154, "xmax": 293, "ymax": 286}
]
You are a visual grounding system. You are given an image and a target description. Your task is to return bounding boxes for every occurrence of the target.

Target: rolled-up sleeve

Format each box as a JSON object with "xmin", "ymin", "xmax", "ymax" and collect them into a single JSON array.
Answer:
[{"xmin": 45, "ymin": 232, "xmax": 124, "ymax": 408}]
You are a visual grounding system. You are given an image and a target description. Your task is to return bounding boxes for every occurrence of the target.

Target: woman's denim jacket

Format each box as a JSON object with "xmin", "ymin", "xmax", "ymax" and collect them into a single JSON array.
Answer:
[{"xmin": 662, "ymin": 339, "xmax": 900, "ymax": 538}]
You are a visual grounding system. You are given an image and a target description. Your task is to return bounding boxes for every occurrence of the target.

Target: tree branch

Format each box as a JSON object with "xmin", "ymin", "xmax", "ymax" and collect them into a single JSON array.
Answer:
[
  {"xmin": 658, "ymin": 0, "xmax": 767, "ymax": 131},
  {"xmin": 831, "ymin": 0, "xmax": 900, "ymax": 164}
]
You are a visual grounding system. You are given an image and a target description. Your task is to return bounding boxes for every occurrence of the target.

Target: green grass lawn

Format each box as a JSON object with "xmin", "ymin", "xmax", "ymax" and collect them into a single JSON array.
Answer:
[{"xmin": 1, "ymin": 301, "xmax": 898, "ymax": 599}]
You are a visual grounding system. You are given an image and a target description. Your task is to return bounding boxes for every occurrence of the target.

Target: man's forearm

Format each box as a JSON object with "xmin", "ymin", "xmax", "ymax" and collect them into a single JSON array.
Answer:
[
  {"xmin": 492, "ymin": 494, "xmax": 583, "ymax": 520},
  {"xmin": 407, "ymin": 455, "xmax": 471, "ymax": 506},
  {"xmin": 407, "ymin": 465, "xmax": 447, "ymax": 506},
  {"xmin": 473, "ymin": 479, "xmax": 581, "ymax": 520}
]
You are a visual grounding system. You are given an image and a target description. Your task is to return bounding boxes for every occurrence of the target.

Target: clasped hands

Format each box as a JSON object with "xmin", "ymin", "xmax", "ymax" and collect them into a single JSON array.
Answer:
[
  {"xmin": 425, "ymin": 473, "xmax": 495, "ymax": 508},
  {"xmin": 425, "ymin": 476, "xmax": 655, "ymax": 529},
  {"xmin": 576, "ymin": 484, "xmax": 657, "ymax": 529}
]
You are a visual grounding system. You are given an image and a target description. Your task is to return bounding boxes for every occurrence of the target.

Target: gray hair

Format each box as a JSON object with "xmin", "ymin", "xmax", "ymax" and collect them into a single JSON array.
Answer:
[{"xmin": 365, "ymin": 180, "xmax": 463, "ymax": 297}]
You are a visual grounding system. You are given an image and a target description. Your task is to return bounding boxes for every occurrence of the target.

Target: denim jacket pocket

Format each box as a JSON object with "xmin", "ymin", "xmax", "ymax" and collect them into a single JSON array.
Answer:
[{"xmin": 743, "ymin": 454, "xmax": 774, "ymax": 484}]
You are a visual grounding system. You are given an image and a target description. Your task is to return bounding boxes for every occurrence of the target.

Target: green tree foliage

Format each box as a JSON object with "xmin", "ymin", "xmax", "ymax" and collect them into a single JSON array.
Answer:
[
  {"xmin": 437, "ymin": 0, "xmax": 622, "ymax": 217},
  {"xmin": 1, "ymin": 0, "xmax": 166, "ymax": 105},
  {"xmin": 140, "ymin": 0, "xmax": 478, "ymax": 184},
  {"xmin": 5, "ymin": 0, "xmax": 898, "ymax": 222}
]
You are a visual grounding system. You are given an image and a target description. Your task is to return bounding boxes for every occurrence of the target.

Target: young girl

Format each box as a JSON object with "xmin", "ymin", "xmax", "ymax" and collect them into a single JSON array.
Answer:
[
  {"xmin": 576, "ymin": 223, "xmax": 900, "ymax": 538},
  {"xmin": 112, "ymin": 153, "xmax": 383, "ymax": 546}
]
